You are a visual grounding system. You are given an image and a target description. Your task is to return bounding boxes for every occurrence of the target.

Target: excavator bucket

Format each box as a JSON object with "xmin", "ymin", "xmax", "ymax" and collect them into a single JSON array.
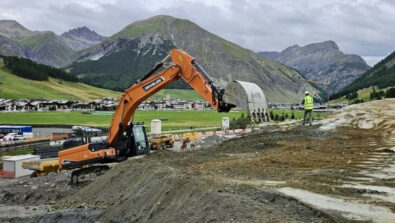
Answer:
[{"xmin": 223, "ymin": 80, "xmax": 270, "ymax": 123}]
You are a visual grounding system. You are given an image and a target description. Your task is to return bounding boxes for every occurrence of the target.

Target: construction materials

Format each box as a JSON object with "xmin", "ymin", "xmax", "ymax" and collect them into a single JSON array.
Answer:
[
  {"xmin": 149, "ymin": 134, "xmax": 174, "ymax": 150},
  {"xmin": 21, "ymin": 159, "xmax": 59, "ymax": 177},
  {"xmin": 2, "ymin": 154, "xmax": 40, "ymax": 178},
  {"xmin": 151, "ymin": 119, "xmax": 162, "ymax": 135}
]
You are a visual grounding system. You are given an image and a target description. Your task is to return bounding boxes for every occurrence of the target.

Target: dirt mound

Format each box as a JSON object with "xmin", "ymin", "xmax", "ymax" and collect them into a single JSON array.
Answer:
[
  {"xmin": 200, "ymin": 134, "xmax": 227, "ymax": 146},
  {"xmin": 0, "ymin": 171, "xmax": 76, "ymax": 206},
  {"xmin": 320, "ymin": 98, "xmax": 395, "ymax": 131},
  {"xmin": 59, "ymin": 151, "xmax": 335, "ymax": 223}
]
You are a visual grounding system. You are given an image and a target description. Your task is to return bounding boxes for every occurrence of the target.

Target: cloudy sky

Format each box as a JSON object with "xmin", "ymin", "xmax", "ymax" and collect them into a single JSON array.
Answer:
[{"xmin": 1, "ymin": 0, "xmax": 394, "ymax": 66}]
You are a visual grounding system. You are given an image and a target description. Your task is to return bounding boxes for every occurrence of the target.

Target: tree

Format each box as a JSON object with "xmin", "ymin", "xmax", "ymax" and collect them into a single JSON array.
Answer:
[
  {"xmin": 0, "ymin": 55, "xmax": 78, "ymax": 82},
  {"xmin": 291, "ymin": 112, "xmax": 295, "ymax": 119}
]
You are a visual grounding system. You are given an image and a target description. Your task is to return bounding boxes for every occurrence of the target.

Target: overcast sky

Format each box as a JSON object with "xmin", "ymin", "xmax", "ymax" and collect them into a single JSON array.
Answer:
[{"xmin": 1, "ymin": 0, "xmax": 394, "ymax": 66}]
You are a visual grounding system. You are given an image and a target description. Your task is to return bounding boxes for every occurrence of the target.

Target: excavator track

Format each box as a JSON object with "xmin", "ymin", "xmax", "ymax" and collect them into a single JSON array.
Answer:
[{"xmin": 70, "ymin": 165, "xmax": 110, "ymax": 185}]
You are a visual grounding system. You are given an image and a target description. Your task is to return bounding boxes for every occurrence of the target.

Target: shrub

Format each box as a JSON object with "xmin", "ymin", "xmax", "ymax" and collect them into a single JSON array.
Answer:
[
  {"xmin": 230, "ymin": 115, "xmax": 251, "ymax": 129},
  {"xmin": 269, "ymin": 110, "xmax": 274, "ymax": 120},
  {"xmin": 385, "ymin": 87, "xmax": 395, "ymax": 98}
]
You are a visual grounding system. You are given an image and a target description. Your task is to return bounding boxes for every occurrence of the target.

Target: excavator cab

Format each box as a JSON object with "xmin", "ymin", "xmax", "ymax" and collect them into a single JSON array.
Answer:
[
  {"xmin": 114, "ymin": 123, "xmax": 150, "ymax": 159},
  {"xmin": 130, "ymin": 124, "xmax": 150, "ymax": 155}
]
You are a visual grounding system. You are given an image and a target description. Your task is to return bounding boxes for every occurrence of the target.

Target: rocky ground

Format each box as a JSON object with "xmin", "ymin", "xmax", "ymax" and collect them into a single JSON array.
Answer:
[{"xmin": 0, "ymin": 99, "xmax": 394, "ymax": 223}]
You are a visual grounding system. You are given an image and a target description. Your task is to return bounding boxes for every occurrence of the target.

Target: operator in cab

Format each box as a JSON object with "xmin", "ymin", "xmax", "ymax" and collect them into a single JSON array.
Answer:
[{"xmin": 302, "ymin": 91, "xmax": 314, "ymax": 126}]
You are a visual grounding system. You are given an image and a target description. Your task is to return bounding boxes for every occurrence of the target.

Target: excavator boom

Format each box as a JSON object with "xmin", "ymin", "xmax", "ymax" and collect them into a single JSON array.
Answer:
[{"xmin": 107, "ymin": 49, "xmax": 234, "ymax": 146}]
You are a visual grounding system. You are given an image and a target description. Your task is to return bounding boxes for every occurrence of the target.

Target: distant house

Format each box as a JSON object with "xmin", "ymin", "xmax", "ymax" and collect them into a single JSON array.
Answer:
[
  {"xmin": 55, "ymin": 100, "xmax": 75, "ymax": 110},
  {"xmin": 15, "ymin": 101, "xmax": 32, "ymax": 111},
  {"xmin": 0, "ymin": 97, "xmax": 211, "ymax": 112},
  {"xmin": 73, "ymin": 101, "xmax": 92, "ymax": 110}
]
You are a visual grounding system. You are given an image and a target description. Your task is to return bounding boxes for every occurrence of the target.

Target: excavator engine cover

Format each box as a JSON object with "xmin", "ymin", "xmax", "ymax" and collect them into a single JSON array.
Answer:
[{"xmin": 223, "ymin": 80, "xmax": 270, "ymax": 123}]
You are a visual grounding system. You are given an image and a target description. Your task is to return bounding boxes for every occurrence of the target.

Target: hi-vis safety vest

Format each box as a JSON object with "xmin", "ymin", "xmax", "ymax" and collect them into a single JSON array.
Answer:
[{"xmin": 304, "ymin": 95, "xmax": 314, "ymax": 110}]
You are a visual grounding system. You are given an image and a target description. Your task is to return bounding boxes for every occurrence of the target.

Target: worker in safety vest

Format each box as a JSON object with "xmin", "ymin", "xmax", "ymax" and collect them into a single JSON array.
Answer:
[{"xmin": 302, "ymin": 91, "xmax": 314, "ymax": 126}]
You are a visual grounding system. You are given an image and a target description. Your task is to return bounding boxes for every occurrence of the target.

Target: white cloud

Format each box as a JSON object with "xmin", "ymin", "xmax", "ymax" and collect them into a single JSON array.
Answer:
[{"xmin": 0, "ymin": 0, "xmax": 394, "ymax": 64}]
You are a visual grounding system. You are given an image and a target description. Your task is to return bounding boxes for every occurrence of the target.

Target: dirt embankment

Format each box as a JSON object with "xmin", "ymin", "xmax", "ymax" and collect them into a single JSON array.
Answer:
[{"xmin": 0, "ymin": 99, "xmax": 394, "ymax": 222}]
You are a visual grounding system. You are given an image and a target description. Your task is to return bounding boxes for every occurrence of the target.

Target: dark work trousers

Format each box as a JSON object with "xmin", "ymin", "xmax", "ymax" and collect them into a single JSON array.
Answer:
[{"xmin": 303, "ymin": 109, "xmax": 313, "ymax": 125}]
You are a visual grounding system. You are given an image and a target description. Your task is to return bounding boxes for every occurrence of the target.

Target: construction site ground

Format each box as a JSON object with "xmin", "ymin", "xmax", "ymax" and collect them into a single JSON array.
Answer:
[{"xmin": 0, "ymin": 99, "xmax": 394, "ymax": 223}]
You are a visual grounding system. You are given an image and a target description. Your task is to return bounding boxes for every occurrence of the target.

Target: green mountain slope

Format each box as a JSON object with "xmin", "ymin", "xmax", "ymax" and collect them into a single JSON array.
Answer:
[
  {"xmin": 0, "ymin": 60, "xmax": 201, "ymax": 101},
  {"xmin": 70, "ymin": 15, "xmax": 319, "ymax": 103},
  {"xmin": 17, "ymin": 31, "xmax": 76, "ymax": 67},
  {"xmin": 331, "ymin": 51, "xmax": 395, "ymax": 99}
]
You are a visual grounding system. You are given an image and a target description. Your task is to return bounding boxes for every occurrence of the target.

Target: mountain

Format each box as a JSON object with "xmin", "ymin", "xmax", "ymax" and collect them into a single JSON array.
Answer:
[
  {"xmin": 61, "ymin": 26, "xmax": 106, "ymax": 51},
  {"xmin": 17, "ymin": 31, "xmax": 76, "ymax": 67},
  {"xmin": 0, "ymin": 20, "xmax": 76, "ymax": 67},
  {"xmin": 331, "ymin": 50, "xmax": 395, "ymax": 100},
  {"xmin": 258, "ymin": 41, "xmax": 370, "ymax": 93},
  {"xmin": 69, "ymin": 15, "xmax": 318, "ymax": 102}
]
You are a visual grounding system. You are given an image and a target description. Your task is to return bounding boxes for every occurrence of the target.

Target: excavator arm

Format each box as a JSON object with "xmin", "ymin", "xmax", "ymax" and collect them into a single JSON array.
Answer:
[{"xmin": 107, "ymin": 49, "xmax": 234, "ymax": 147}]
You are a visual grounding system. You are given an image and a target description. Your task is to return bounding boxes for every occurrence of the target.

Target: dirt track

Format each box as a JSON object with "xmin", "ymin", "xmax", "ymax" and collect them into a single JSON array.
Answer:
[{"xmin": 0, "ymin": 99, "xmax": 394, "ymax": 222}]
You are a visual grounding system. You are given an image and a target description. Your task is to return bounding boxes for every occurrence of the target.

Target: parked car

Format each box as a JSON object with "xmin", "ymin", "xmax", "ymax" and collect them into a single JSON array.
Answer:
[
  {"xmin": 13, "ymin": 134, "xmax": 25, "ymax": 141},
  {"xmin": 0, "ymin": 134, "xmax": 4, "ymax": 139},
  {"xmin": 3, "ymin": 133, "xmax": 18, "ymax": 141}
]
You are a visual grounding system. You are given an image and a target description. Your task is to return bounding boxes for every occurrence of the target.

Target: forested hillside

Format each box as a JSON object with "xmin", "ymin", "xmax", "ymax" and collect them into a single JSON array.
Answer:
[
  {"xmin": 0, "ymin": 55, "xmax": 78, "ymax": 81},
  {"xmin": 331, "ymin": 51, "xmax": 395, "ymax": 100}
]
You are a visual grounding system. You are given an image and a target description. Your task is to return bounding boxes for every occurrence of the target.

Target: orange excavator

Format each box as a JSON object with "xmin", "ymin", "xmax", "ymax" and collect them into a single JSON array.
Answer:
[{"xmin": 58, "ymin": 49, "xmax": 268, "ymax": 184}]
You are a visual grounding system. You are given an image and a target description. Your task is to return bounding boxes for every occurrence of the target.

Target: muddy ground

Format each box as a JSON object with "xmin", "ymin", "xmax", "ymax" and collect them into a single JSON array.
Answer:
[{"xmin": 0, "ymin": 99, "xmax": 394, "ymax": 223}]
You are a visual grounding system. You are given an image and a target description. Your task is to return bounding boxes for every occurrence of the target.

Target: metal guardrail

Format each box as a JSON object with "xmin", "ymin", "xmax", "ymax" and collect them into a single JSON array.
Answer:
[{"xmin": 0, "ymin": 139, "xmax": 50, "ymax": 153}]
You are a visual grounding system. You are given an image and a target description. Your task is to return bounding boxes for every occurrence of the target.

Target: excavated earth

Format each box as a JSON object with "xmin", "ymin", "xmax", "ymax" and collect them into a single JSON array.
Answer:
[{"xmin": 0, "ymin": 99, "xmax": 394, "ymax": 223}]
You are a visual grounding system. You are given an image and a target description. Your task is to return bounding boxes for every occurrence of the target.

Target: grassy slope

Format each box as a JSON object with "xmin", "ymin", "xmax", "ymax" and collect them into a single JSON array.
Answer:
[
  {"xmin": 330, "ymin": 87, "xmax": 388, "ymax": 104},
  {"xmin": 0, "ymin": 110, "xmax": 243, "ymax": 130},
  {"xmin": 0, "ymin": 60, "xmax": 202, "ymax": 101},
  {"xmin": 0, "ymin": 61, "xmax": 121, "ymax": 100}
]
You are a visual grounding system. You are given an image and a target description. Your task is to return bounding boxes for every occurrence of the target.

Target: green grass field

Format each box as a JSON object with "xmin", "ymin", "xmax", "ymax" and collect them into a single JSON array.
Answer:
[
  {"xmin": 0, "ymin": 109, "xmax": 326, "ymax": 132},
  {"xmin": 0, "ymin": 110, "xmax": 243, "ymax": 131}
]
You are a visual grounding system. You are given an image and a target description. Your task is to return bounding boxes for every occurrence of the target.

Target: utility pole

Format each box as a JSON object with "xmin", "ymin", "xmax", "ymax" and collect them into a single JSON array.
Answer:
[{"xmin": 303, "ymin": 77, "xmax": 331, "ymax": 114}]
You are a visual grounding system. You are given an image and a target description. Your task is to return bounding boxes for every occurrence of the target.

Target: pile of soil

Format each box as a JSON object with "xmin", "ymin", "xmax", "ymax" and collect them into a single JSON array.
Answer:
[{"xmin": 200, "ymin": 134, "xmax": 227, "ymax": 146}]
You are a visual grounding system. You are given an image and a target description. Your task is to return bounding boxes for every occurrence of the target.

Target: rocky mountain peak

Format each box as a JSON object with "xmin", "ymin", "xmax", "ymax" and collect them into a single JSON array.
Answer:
[
  {"xmin": 303, "ymin": 40, "xmax": 339, "ymax": 51},
  {"xmin": 0, "ymin": 20, "xmax": 31, "ymax": 38},
  {"xmin": 61, "ymin": 26, "xmax": 105, "ymax": 42},
  {"xmin": 258, "ymin": 40, "xmax": 370, "ymax": 93},
  {"xmin": 61, "ymin": 26, "xmax": 105, "ymax": 51}
]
